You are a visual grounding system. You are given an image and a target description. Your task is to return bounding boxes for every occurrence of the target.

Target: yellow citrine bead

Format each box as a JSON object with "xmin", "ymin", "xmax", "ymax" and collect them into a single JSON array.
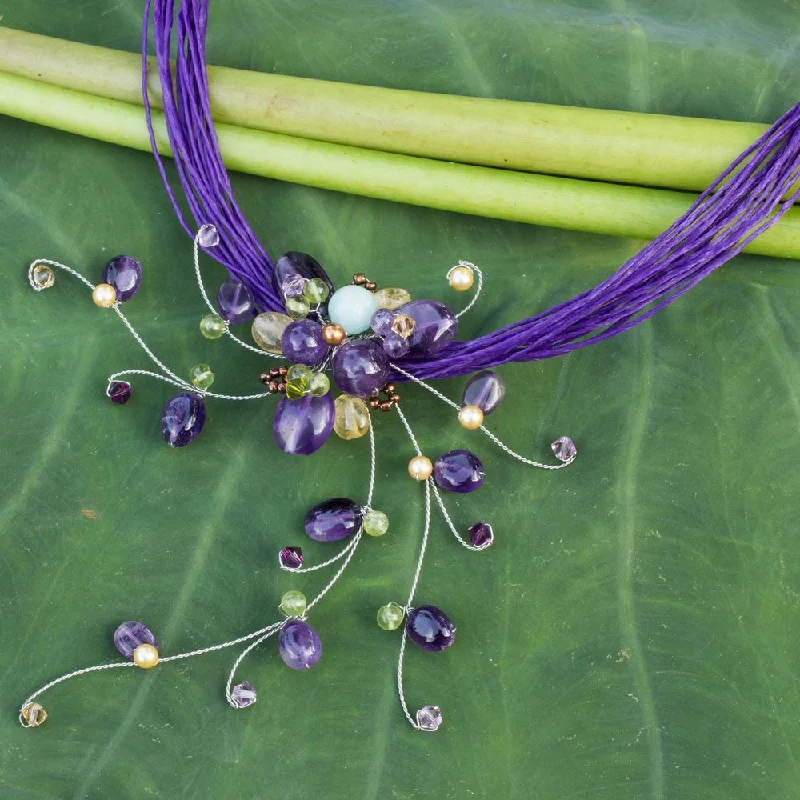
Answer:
[
  {"xmin": 373, "ymin": 287, "xmax": 411, "ymax": 311},
  {"xmin": 20, "ymin": 702, "xmax": 47, "ymax": 728},
  {"xmin": 252, "ymin": 312, "xmax": 292, "ymax": 354},
  {"xmin": 333, "ymin": 394, "xmax": 371, "ymax": 440}
]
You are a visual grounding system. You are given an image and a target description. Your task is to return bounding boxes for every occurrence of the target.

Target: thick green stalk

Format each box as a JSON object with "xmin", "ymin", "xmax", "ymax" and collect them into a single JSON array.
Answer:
[
  {"xmin": 0, "ymin": 26, "xmax": 769, "ymax": 193},
  {"xmin": 2, "ymin": 70, "xmax": 799, "ymax": 259}
]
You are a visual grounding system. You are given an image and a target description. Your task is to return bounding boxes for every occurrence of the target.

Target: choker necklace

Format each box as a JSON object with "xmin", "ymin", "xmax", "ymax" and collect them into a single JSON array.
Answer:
[{"xmin": 17, "ymin": 0, "xmax": 800, "ymax": 734}]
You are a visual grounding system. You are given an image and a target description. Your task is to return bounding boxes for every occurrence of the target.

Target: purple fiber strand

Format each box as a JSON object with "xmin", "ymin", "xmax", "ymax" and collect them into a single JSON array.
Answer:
[{"xmin": 143, "ymin": 0, "xmax": 800, "ymax": 382}]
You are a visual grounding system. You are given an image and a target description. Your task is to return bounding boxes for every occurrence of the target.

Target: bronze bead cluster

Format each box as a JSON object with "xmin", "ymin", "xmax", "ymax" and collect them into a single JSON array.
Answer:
[
  {"xmin": 368, "ymin": 382, "xmax": 401, "ymax": 413},
  {"xmin": 260, "ymin": 365, "xmax": 288, "ymax": 394},
  {"xmin": 352, "ymin": 273, "xmax": 377, "ymax": 292}
]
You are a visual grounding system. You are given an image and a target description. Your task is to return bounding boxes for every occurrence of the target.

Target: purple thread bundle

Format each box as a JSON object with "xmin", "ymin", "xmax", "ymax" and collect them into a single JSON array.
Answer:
[{"xmin": 143, "ymin": 0, "xmax": 800, "ymax": 382}]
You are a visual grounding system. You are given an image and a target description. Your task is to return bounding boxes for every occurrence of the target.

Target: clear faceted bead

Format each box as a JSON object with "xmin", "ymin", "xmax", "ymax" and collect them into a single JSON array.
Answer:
[
  {"xmin": 333, "ymin": 394, "xmax": 371, "ymax": 440},
  {"xmin": 416, "ymin": 705, "xmax": 443, "ymax": 732},
  {"xmin": 20, "ymin": 702, "xmax": 48, "ymax": 727},
  {"xmin": 252, "ymin": 312, "xmax": 292, "ymax": 354},
  {"xmin": 551, "ymin": 436, "xmax": 576, "ymax": 462},
  {"xmin": 31, "ymin": 263, "xmax": 55, "ymax": 290},
  {"xmin": 230, "ymin": 681, "xmax": 257, "ymax": 708},
  {"xmin": 197, "ymin": 224, "xmax": 220, "ymax": 248},
  {"xmin": 374, "ymin": 287, "xmax": 411, "ymax": 310},
  {"xmin": 391, "ymin": 314, "xmax": 416, "ymax": 339}
]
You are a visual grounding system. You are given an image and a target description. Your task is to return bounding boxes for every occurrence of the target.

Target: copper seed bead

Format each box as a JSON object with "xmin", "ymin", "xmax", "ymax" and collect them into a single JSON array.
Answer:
[
  {"xmin": 389, "ymin": 392, "xmax": 401, "ymax": 403},
  {"xmin": 268, "ymin": 381, "xmax": 280, "ymax": 393},
  {"xmin": 322, "ymin": 323, "xmax": 346, "ymax": 346},
  {"xmin": 91, "ymin": 283, "xmax": 118, "ymax": 308},
  {"xmin": 277, "ymin": 381, "xmax": 287, "ymax": 393},
  {"xmin": 458, "ymin": 404, "xmax": 484, "ymax": 430},
  {"xmin": 448, "ymin": 264, "xmax": 475, "ymax": 292},
  {"xmin": 364, "ymin": 281, "xmax": 377, "ymax": 292},
  {"xmin": 380, "ymin": 401, "xmax": 392, "ymax": 412},
  {"xmin": 133, "ymin": 643, "xmax": 159, "ymax": 669},
  {"xmin": 385, "ymin": 384, "xmax": 395, "ymax": 393},
  {"xmin": 408, "ymin": 455, "xmax": 433, "ymax": 482},
  {"xmin": 278, "ymin": 366, "xmax": 288, "ymax": 376},
  {"xmin": 259, "ymin": 373, "xmax": 270, "ymax": 385},
  {"xmin": 368, "ymin": 397, "xmax": 381, "ymax": 409},
  {"xmin": 353, "ymin": 273, "xmax": 367, "ymax": 286}
]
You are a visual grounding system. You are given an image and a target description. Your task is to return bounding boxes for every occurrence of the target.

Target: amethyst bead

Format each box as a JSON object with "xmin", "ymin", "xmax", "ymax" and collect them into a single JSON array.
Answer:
[
  {"xmin": 278, "ymin": 619, "xmax": 322, "ymax": 670},
  {"xmin": 551, "ymin": 436, "xmax": 577, "ymax": 462},
  {"xmin": 433, "ymin": 449, "xmax": 484, "ymax": 493},
  {"xmin": 217, "ymin": 279, "xmax": 255, "ymax": 324},
  {"xmin": 230, "ymin": 681, "xmax": 257, "ymax": 708},
  {"xmin": 113, "ymin": 621, "xmax": 157, "ymax": 659},
  {"xmin": 462, "ymin": 370, "xmax": 506, "ymax": 415},
  {"xmin": 468, "ymin": 522, "xmax": 494, "ymax": 549},
  {"xmin": 370, "ymin": 308, "xmax": 395, "ymax": 336},
  {"xmin": 281, "ymin": 319, "xmax": 330, "ymax": 366},
  {"xmin": 273, "ymin": 393, "xmax": 334, "ymax": 455},
  {"xmin": 406, "ymin": 605, "xmax": 456, "ymax": 652},
  {"xmin": 273, "ymin": 252, "xmax": 334, "ymax": 312},
  {"xmin": 161, "ymin": 393, "xmax": 206, "ymax": 447},
  {"xmin": 101, "ymin": 255, "xmax": 142, "ymax": 302},
  {"xmin": 108, "ymin": 381, "xmax": 132, "ymax": 405},
  {"xmin": 304, "ymin": 498, "xmax": 363, "ymax": 542},
  {"xmin": 332, "ymin": 339, "xmax": 390, "ymax": 397},
  {"xmin": 381, "ymin": 332, "xmax": 411, "ymax": 359},
  {"xmin": 396, "ymin": 299, "xmax": 457, "ymax": 357},
  {"xmin": 279, "ymin": 546, "xmax": 304, "ymax": 570}
]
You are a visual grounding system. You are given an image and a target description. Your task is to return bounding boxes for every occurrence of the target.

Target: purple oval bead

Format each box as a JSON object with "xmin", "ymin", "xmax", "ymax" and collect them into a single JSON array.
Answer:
[
  {"xmin": 217, "ymin": 279, "xmax": 256, "ymax": 324},
  {"xmin": 273, "ymin": 252, "xmax": 334, "ymax": 311},
  {"xmin": 332, "ymin": 339, "xmax": 390, "ymax": 397},
  {"xmin": 396, "ymin": 299, "xmax": 457, "ymax": 357},
  {"xmin": 462, "ymin": 370, "xmax": 506, "ymax": 415},
  {"xmin": 281, "ymin": 319, "xmax": 330, "ymax": 366},
  {"xmin": 304, "ymin": 498, "xmax": 363, "ymax": 542},
  {"xmin": 382, "ymin": 332, "xmax": 411, "ymax": 359},
  {"xmin": 433, "ymin": 449, "xmax": 484, "ymax": 493},
  {"xmin": 161, "ymin": 392, "xmax": 206, "ymax": 447},
  {"xmin": 113, "ymin": 621, "xmax": 157, "ymax": 659},
  {"xmin": 273, "ymin": 392, "xmax": 334, "ymax": 455},
  {"xmin": 406, "ymin": 605, "xmax": 456, "ymax": 652},
  {"xmin": 278, "ymin": 619, "xmax": 322, "ymax": 670},
  {"xmin": 101, "ymin": 255, "xmax": 142, "ymax": 302}
]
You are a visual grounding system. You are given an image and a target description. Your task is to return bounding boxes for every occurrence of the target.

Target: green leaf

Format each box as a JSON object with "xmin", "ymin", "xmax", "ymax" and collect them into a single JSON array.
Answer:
[{"xmin": 2, "ymin": 2, "xmax": 799, "ymax": 798}]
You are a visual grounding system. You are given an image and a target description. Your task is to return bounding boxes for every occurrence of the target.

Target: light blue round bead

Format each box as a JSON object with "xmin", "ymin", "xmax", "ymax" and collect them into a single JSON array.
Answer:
[{"xmin": 327, "ymin": 285, "xmax": 379, "ymax": 335}]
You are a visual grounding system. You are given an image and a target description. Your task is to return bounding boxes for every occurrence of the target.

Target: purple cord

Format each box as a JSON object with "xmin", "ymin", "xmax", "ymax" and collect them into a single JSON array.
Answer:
[{"xmin": 143, "ymin": 0, "xmax": 800, "ymax": 382}]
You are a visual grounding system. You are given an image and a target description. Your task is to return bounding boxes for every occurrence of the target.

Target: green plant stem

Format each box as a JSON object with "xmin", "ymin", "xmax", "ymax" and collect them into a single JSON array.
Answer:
[
  {"xmin": 2, "ymin": 70, "xmax": 799, "ymax": 259},
  {"xmin": 0, "ymin": 25, "xmax": 770, "ymax": 193}
]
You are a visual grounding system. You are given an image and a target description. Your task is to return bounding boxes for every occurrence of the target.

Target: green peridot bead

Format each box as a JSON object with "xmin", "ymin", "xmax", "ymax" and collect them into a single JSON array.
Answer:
[
  {"xmin": 281, "ymin": 589, "xmax": 307, "ymax": 617},
  {"xmin": 377, "ymin": 602, "xmax": 405, "ymax": 631},
  {"xmin": 286, "ymin": 296, "xmax": 311, "ymax": 320},
  {"xmin": 303, "ymin": 277, "xmax": 330, "ymax": 304},
  {"xmin": 363, "ymin": 509, "xmax": 389, "ymax": 537},
  {"xmin": 199, "ymin": 314, "xmax": 227, "ymax": 339},
  {"xmin": 287, "ymin": 364, "xmax": 313, "ymax": 382},
  {"xmin": 308, "ymin": 372, "xmax": 331, "ymax": 398},
  {"xmin": 189, "ymin": 364, "xmax": 215, "ymax": 390},
  {"xmin": 285, "ymin": 379, "xmax": 308, "ymax": 400}
]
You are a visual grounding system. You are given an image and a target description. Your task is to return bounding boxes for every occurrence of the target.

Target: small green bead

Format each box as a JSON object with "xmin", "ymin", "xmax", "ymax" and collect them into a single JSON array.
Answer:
[
  {"xmin": 363, "ymin": 509, "xmax": 389, "ymax": 537},
  {"xmin": 189, "ymin": 364, "xmax": 215, "ymax": 390},
  {"xmin": 286, "ymin": 296, "xmax": 311, "ymax": 319},
  {"xmin": 303, "ymin": 278, "xmax": 330, "ymax": 304},
  {"xmin": 281, "ymin": 589, "xmax": 307, "ymax": 617},
  {"xmin": 377, "ymin": 602, "xmax": 405, "ymax": 631},
  {"xmin": 308, "ymin": 372, "xmax": 331, "ymax": 398},
  {"xmin": 285, "ymin": 379, "xmax": 308, "ymax": 400},
  {"xmin": 199, "ymin": 314, "xmax": 227, "ymax": 339}
]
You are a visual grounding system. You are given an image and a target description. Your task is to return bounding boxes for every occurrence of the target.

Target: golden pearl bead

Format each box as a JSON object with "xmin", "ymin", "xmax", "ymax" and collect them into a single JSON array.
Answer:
[
  {"xmin": 408, "ymin": 455, "xmax": 433, "ymax": 482},
  {"xmin": 458, "ymin": 404, "xmax": 484, "ymax": 430},
  {"xmin": 321, "ymin": 323, "xmax": 346, "ymax": 346},
  {"xmin": 92, "ymin": 283, "xmax": 118, "ymax": 308},
  {"xmin": 448, "ymin": 265, "xmax": 474, "ymax": 292},
  {"xmin": 133, "ymin": 643, "xmax": 159, "ymax": 669}
]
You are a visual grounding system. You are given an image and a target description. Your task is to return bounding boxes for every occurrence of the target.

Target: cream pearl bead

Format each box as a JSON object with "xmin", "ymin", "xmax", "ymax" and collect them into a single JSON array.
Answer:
[
  {"xmin": 408, "ymin": 455, "xmax": 433, "ymax": 482},
  {"xmin": 92, "ymin": 282, "xmax": 118, "ymax": 308},
  {"xmin": 133, "ymin": 643, "xmax": 159, "ymax": 669},
  {"xmin": 448, "ymin": 265, "xmax": 474, "ymax": 292},
  {"xmin": 458, "ymin": 404, "xmax": 484, "ymax": 430}
]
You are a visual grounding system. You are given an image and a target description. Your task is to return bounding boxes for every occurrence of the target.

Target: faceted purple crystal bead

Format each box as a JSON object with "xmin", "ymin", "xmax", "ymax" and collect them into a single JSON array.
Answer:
[
  {"xmin": 217, "ymin": 279, "xmax": 256, "ymax": 324},
  {"xmin": 395, "ymin": 299, "xmax": 457, "ymax": 357},
  {"xmin": 273, "ymin": 252, "xmax": 334, "ymax": 312},
  {"xmin": 468, "ymin": 522, "xmax": 494, "ymax": 549},
  {"xmin": 406, "ymin": 605, "xmax": 456, "ymax": 652},
  {"xmin": 281, "ymin": 319, "xmax": 330, "ymax": 366},
  {"xmin": 279, "ymin": 546, "xmax": 304, "ymax": 570},
  {"xmin": 161, "ymin": 392, "xmax": 206, "ymax": 447},
  {"xmin": 370, "ymin": 308, "xmax": 395, "ymax": 336},
  {"xmin": 433, "ymin": 449, "xmax": 484, "ymax": 493},
  {"xmin": 230, "ymin": 681, "xmax": 257, "ymax": 708},
  {"xmin": 273, "ymin": 393, "xmax": 334, "ymax": 455},
  {"xmin": 107, "ymin": 381, "xmax": 132, "ymax": 405},
  {"xmin": 551, "ymin": 436, "xmax": 577, "ymax": 462},
  {"xmin": 332, "ymin": 339, "xmax": 390, "ymax": 397},
  {"xmin": 101, "ymin": 255, "xmax": 142, "ymax": 302},
  {"xmin": 381, "ymin": 332, "xmax": 411, "ymax": 359},
  {"xmin": 113, "ymin": 621, "xmax": 157, "ymax": 659},
  {"xmin": 416, "ymin": 705, "xmax": 443, "ymax": 732},
  {"xmin": 462, "ymin": 370, "xmax": 506, "ymax": 415},
  {"xmin": 278, "ymin": 619, "xmax": 322, "ymax": 670},
  {"xmin": 304, "ymin": 498, "xmax": 363, "ymax": 542}
]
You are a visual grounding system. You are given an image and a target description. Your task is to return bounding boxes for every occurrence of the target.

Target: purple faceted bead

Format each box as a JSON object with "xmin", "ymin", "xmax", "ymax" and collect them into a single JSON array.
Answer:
[
  {"xmin": 382, "ymin": 332, "xmax": 411, "ymax": 359},
  {"xmin": 433, "ymin": 449, "xmax": 484, "ymax": 493},
  {"xmin": 107, "ymin": 381, "xmax": 132, "ymax": 405},
  {"xmin": 468, "ymin": 522, "xmax": 494, "ymax": 549},
  {"xmin": 370, "ymin": 308, "xmax": 395, "ymax": 336},
  {"xmin": 230, "ymin": 681, "xmax": 257, "ymax": 708},
  {"xmin": 396, "ymin": 299, "xmax": 457, "ymax": 357},
  {"xmin": 281, "ymin": 319, "xmax": 330, "ymax": 366},
  {"xmin": 273, "ymin": 252, "xmax": 334, "ymax": 312},
  {"xmin": 279, "ymin": 546, "xmax": 304, "ymax": 570},
  {"xmin": 101, "ymin": 255, "xmax": 142, "ymax": 302},
  {"xmin": 551, "ymin": 436, "xmax": 577, "ymax": 462},
  {"xmin": 273, "ymin": 393, "xmax": 334, "ymax": 455},
  {"xmin": 161, "ymin": 392, "xmax": 206, "ymax": 447},
  {"xmin": 416, "ymin": 705, "xmax": 443, "ymax": 732},
  {"xmin": 113, "ymin": 621, "xmax": 157, "ymax": 659},
  {"xmin": 217, "ymin": 279, "xmax": 255, "ymax": 324},
  {"xmin": 462, "ymin": 370, "xmax": 506, "ymax": 415},
  {"xmin": 406, "ymin": 605, "xmax": 456, "ymax": 652},
  {"xmin": 332, "ymin": 339, "xmax": 390, "ymax": 397},
  {"xmin": 304, "ymin": 498, "xmax": 363, "ymax": 542},
  {"xmin": 278, "ymin": 619, "xmax": 322, "ymax": 670}
]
